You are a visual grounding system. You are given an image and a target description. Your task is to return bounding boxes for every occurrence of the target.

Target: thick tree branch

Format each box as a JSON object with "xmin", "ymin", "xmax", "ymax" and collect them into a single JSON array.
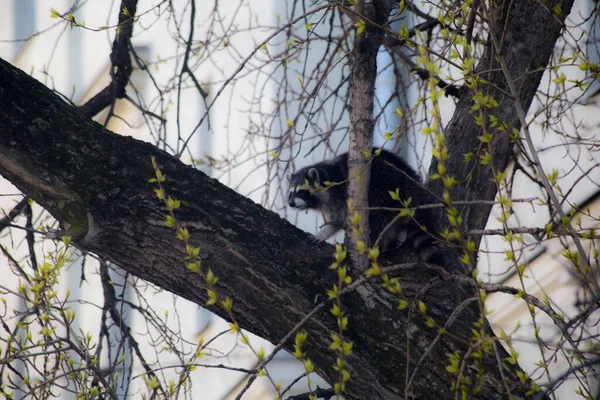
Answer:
[{"xmin": 427, "ymin": 0, "xmax": 574, "ymax": 246}]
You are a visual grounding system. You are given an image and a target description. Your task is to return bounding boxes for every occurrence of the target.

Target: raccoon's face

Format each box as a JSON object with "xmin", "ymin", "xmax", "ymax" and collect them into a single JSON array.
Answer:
[{"xmin": 287, "ymin": 167, "xmax": 326, "ymax": 211}]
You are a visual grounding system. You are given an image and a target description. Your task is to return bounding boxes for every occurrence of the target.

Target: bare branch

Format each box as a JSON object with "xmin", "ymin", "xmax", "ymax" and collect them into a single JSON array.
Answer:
[{"xmin": 78, "ymin": 0, "xmax": 139, "ymax": 118}]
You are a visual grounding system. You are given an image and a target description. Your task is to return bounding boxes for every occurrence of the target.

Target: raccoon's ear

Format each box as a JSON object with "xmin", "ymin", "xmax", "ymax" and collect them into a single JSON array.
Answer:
[
  {"xmin": 307, "ymin": 168, "xmax": 320, "ymax": 182},
  {"xmin": 285, "ymin": 173, "xmax": 292, "ymax": 182}
]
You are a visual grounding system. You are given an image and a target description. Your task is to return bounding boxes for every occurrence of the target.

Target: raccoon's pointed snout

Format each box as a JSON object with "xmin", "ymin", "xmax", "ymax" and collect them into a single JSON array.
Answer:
[
  {"xmin": 288, "ymin": 190, "xmax": 298, "ymax": 208},
  {"xmin": 288, "ymin": 191, "xmax": 308, "ymax": 210}
]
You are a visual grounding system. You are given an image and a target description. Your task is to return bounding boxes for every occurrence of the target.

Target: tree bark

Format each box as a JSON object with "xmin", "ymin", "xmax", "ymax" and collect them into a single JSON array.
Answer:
[
  {"xmin": 0, "ymin": 0, "xmax": 572, "ymax": 398},
  {"xmin": 346, "ymin": 0, "xmax": 394, "ymax": 270},
  {"xmin": 428, "ymin": 0, "xmax": 574, "ymax": 249}
]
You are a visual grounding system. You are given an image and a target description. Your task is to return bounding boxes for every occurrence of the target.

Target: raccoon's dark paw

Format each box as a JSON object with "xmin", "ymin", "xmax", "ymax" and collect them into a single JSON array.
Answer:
[
  {"xmin": 424, "ymin": 251, "xmax": 444, "ymax": 266},
  {"xmin": 309, "ymin": 234, "xmax": 325, "ymax": 243}
]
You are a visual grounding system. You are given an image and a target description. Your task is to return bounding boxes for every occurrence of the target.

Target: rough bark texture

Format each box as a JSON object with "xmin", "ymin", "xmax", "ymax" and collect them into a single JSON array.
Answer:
[
  {"xmin": 428, "ymin": 0, "xmax": 574, "ymax": 248},
  {"xmin": 0, "ymin": 0, "xmax": 572, "ymax": 398},
  {"xmin": 347, "ymin": 0, "xmax": 394, "ymax": 271}
]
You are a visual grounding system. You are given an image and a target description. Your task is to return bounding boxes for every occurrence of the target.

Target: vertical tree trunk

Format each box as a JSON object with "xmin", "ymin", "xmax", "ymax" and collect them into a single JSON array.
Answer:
[{"xmin": 347, "ymin": 0, "xmax": 394, "ymax": 270}]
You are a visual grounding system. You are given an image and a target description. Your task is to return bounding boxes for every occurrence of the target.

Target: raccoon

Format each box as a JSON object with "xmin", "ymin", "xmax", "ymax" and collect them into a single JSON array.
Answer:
[{"xmin": 288, "ymin": 148, "xmax": 442, "ymax": 264}]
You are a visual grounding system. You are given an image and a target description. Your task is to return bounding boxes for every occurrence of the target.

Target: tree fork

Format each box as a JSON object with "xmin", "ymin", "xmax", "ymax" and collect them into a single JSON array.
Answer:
[{"xmin": 1, "ymin": 57, "xmax": 533, "ymax": 399}]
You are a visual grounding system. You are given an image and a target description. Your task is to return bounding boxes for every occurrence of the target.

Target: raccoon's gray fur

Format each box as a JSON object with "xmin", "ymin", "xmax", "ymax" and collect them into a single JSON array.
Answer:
[{"xmin": 288, "ymin": 148, "xmax": 442, "ymax": 264}]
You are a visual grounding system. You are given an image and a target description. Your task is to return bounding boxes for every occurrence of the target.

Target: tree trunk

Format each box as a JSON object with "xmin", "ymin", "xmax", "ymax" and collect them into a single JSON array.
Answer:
[
  {"xmin": 346, "ymin": 0, "xmax": 394, "ymax": 270},
  {"xmin": 428, "ymin": 0, "xmax": 574, "ymax": 248}
]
